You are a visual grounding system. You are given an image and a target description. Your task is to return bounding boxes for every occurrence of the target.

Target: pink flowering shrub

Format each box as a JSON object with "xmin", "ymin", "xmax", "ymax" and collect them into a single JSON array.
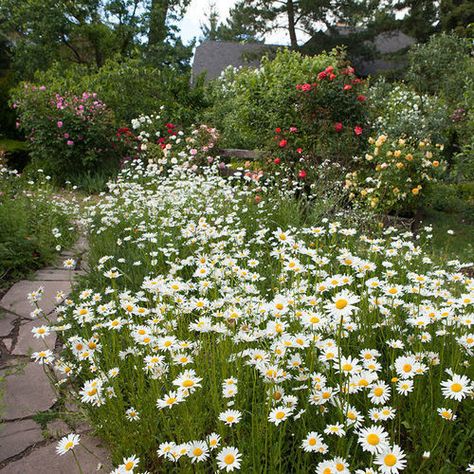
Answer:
[
  {"xmin": 185, "ymin": 124, "xmax": 220, "ymax": 168},
  {"xmin": 12, "ymin": 84, "xmax": 117, "ymax": 181}
]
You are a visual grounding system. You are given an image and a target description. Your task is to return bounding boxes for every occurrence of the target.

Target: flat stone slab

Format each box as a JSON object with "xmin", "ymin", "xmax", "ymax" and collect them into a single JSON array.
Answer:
[
  {"xmin": 33, "ymin": 270, "xmax": 84, "ymax": 281},
  {"xmin": 12, "ymin": 319, "xmax": 57, "ymax": 356},
  {"xmin": 2, "ymin": 362, "xmax": 56, "ymax": 420},
  {"xmin": 46, "ymin": 420, "xmax": 71, "ymax": 439},
  {"xmin": 0, "ymin": 280, "xmax": 71, "ymax": 319},
  {"xmin": 0, "ymin": 310, "xmax": 18, "ymax": 337},
  {"xmin": 0, "ymin": 419, "xmax": 43, "ymax": 462},
  {"xmin": 72, "ymin": 237, "xmax": 88, "ymax": 254},
  {"xmin": 4, "ymin": 434, "xmax": 112, "ymax": 473}
]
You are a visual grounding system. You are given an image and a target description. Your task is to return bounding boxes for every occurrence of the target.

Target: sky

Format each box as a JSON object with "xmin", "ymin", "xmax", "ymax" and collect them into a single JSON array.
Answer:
[{"xmin": 178, "ymin": 0, "xmax": 306, "ymax": 46}]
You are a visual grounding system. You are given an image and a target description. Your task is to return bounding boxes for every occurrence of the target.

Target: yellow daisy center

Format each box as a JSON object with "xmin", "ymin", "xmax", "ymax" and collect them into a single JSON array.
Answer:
[
  {"xmin": 367, "ymin": 434, "xmax": 380, "ymax": 445},
  {"xmin": 224, "ymin": 454, "xmax": 235, "ymax": 465},
  {"xmin": 335, "ymin": 299, "xmax": 348, "ymax": 310},
  {"xmin": 384, "ymin": 454, "xmax": 397, "ymax": 467},
  {"xmin": 451, "ymin": 383, "xmax": 462, "ymax": 392}
]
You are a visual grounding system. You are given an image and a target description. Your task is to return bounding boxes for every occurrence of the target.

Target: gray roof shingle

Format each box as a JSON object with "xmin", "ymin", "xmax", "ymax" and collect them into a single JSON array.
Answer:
[{"xmin": 192, "ymin": 41, "xmax": 278, "ymax": 82}]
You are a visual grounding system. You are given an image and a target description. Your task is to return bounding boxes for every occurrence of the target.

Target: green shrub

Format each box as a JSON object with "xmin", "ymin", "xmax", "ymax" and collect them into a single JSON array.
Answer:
[
  {"xmin": 407, "ymin": 33, "xmax": 472, "ymax": 107},
  {"xmin": 203, "ymin": 48, "xmax": 337, "ymax": 149},
  {"xmin": 368, "ymin": 80, "xmax": 451, "ymax": 145},
  {"xmin": 12, "ymin": 84, "xmax": 119, "ymax": 183},
  {"xmin": 32, "ymin": 58, "xmax": 207, "ymax": 126},
  {"xmin": 424, "ymin": 182, "xmax": 474, "ymax": 221},
  {"xmin": 292, "ymin": 64, "xmax": 369, "ymax": 164}
]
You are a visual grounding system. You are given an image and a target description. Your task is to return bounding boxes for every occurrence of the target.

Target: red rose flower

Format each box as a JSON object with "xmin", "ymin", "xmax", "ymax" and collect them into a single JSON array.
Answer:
[
  {"xmin": 318, "ymin": 71, "xmax": 327, "ymax": 80},
  {"xmin": 357, "ymin": 95, "xmax": 367, "ymax": 102},
  {"xmin": 296, "ymin": 147, "xmax": 303, "ymax": 154},
  {"xmin": 274, "ymin": 157, "xmax": 281, "ymax": 165},
  {"xmin": 329, "ymin": 73, "xmax": 336, "ymax": 81},
  {"xmin": 325, "ymin": 66, "xmax": 334, "ymax": 73},
  {"xmin": 354, "ymin": 126, "xmax": 363, "ymax": 136},
  {"xmin": 289, "ymin": 126, "xmax": 298, "ymax": 133},
  {"xmin": 275, "ymin": 127, "xmax": 281, "ymax": 133},
  {"xmin": 343, "ymin": 84, "xmax": 352, "ymax": 91},
  {"xmin": 298, "ymin": 169, "xmax": 307, "ymax": 179},
  {"xmin": 279, "ymin": 139, "xmax": 287, "ymax": 148},
  {"xmin": 334, "ymin": 122, "xmax": 343, "ymax": 133}
]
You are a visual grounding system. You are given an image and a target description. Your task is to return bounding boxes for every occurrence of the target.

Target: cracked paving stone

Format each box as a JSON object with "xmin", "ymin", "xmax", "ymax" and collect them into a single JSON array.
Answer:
[
  {"xmin": 0, "ymin": 310, "xmax": 18, "ymax": 337},
  {"xmin": 0, "ymin": 419, "xmax": 43, "ymax": 462},
  {"xmin": 12, "ymin": 319, "xmax": 57, "ymax": 356},
  {"xmin": 4, "ymin": 434, "xmax": 112, "ymax": 474},
  {"xmin": 0, "ymin": 280, "xmax": 71, "ymax": 319},
  {"xmin": 33, "ymin": 270, "xmax": 84, "ymax": 281},
  {"xmin": 1, "ymin": 362, "xmax": 56, "ymax": 421}
]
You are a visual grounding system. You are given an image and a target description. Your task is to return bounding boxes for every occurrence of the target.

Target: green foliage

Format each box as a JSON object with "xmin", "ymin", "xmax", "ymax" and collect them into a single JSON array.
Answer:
[
  {"xmin": 0, "ymin": 0, "xmax": 193, "ymax": 80},
  {"xmin": 292, "ymin": 64, "xmax": 369, "ymax": 164},
  {"xmin": 440, "ymin": 0, "xmax": 474, "ymax": 36},
  {"xmin": 200, "ymin": 0, "xmax": 264, "ymax": 42},
  {"xmin": 12, "ymin": 84, "xmax": 119, "ymax": 183},
  {"xmin": 33, "ymin": 58, "xmax": 207, "ymax": 126},
  {"xmin": 406, "ymin": 33, "xmax": 472, "ymax": 107},
  {"xmin": 347, "ymin": 134, "xmax": 446, "ymax": 214},
  {"xmin": 203, "ymin": 48, "xmax": 336, "ymax": 149},
  {"xmin": 424, "ymin": 182, "xmax": 474, "ymax": 220},
  {"xmin": 0, "ymin": 166, "xmax": 76, "ymax": 286},
  {"xmin": 368, "ymin": 80, "xmax": 451, "ymax": 145}
]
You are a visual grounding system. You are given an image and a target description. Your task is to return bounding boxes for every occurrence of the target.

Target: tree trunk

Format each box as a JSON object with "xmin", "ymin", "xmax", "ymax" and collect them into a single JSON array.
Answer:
[
  {"xmin": 148, "ymin": 0, "xmax": 169, "ymax": 46},
  {"xmin": 287, "ymin": 0, "xmax": 298, "ymax": 48}
]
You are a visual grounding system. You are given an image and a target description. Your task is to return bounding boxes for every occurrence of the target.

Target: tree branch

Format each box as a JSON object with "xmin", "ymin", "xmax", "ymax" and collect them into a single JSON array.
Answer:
[{"xmin": 61, "ymin": 35, "xmax": 83, "ymax": 63}]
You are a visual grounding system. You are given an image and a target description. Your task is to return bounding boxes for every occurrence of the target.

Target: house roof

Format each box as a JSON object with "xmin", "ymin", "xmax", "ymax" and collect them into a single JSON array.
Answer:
[{"xmin": 192, "ymin": 41, "xmax": 278, "ymax": 82}]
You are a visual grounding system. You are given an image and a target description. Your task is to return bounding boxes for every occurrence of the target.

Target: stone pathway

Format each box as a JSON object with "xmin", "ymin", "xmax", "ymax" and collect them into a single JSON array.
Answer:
[{"xmin": 0, "ymin": 236, "xmax": 112, "ymax": 473}]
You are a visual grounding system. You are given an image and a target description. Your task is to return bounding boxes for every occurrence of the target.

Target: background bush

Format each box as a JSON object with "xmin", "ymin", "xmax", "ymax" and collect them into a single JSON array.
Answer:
[
  {"xmin": 33, "ymin": 58, "xmax": 208, "ymax": 126},
  {"xmin": 368, "ymin": 80, "xmax": 451, "ymax": 145},
  {"xmin": 202, "ymin": 48, "xmax": 336, "ymax": 149},
  {"xmin": 12, "ymin": 84, "xmax": 119, "ymax": 183},
  {"xmin": 406, "ymin": 33, "xmax": 472, "ymax": 107}
]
